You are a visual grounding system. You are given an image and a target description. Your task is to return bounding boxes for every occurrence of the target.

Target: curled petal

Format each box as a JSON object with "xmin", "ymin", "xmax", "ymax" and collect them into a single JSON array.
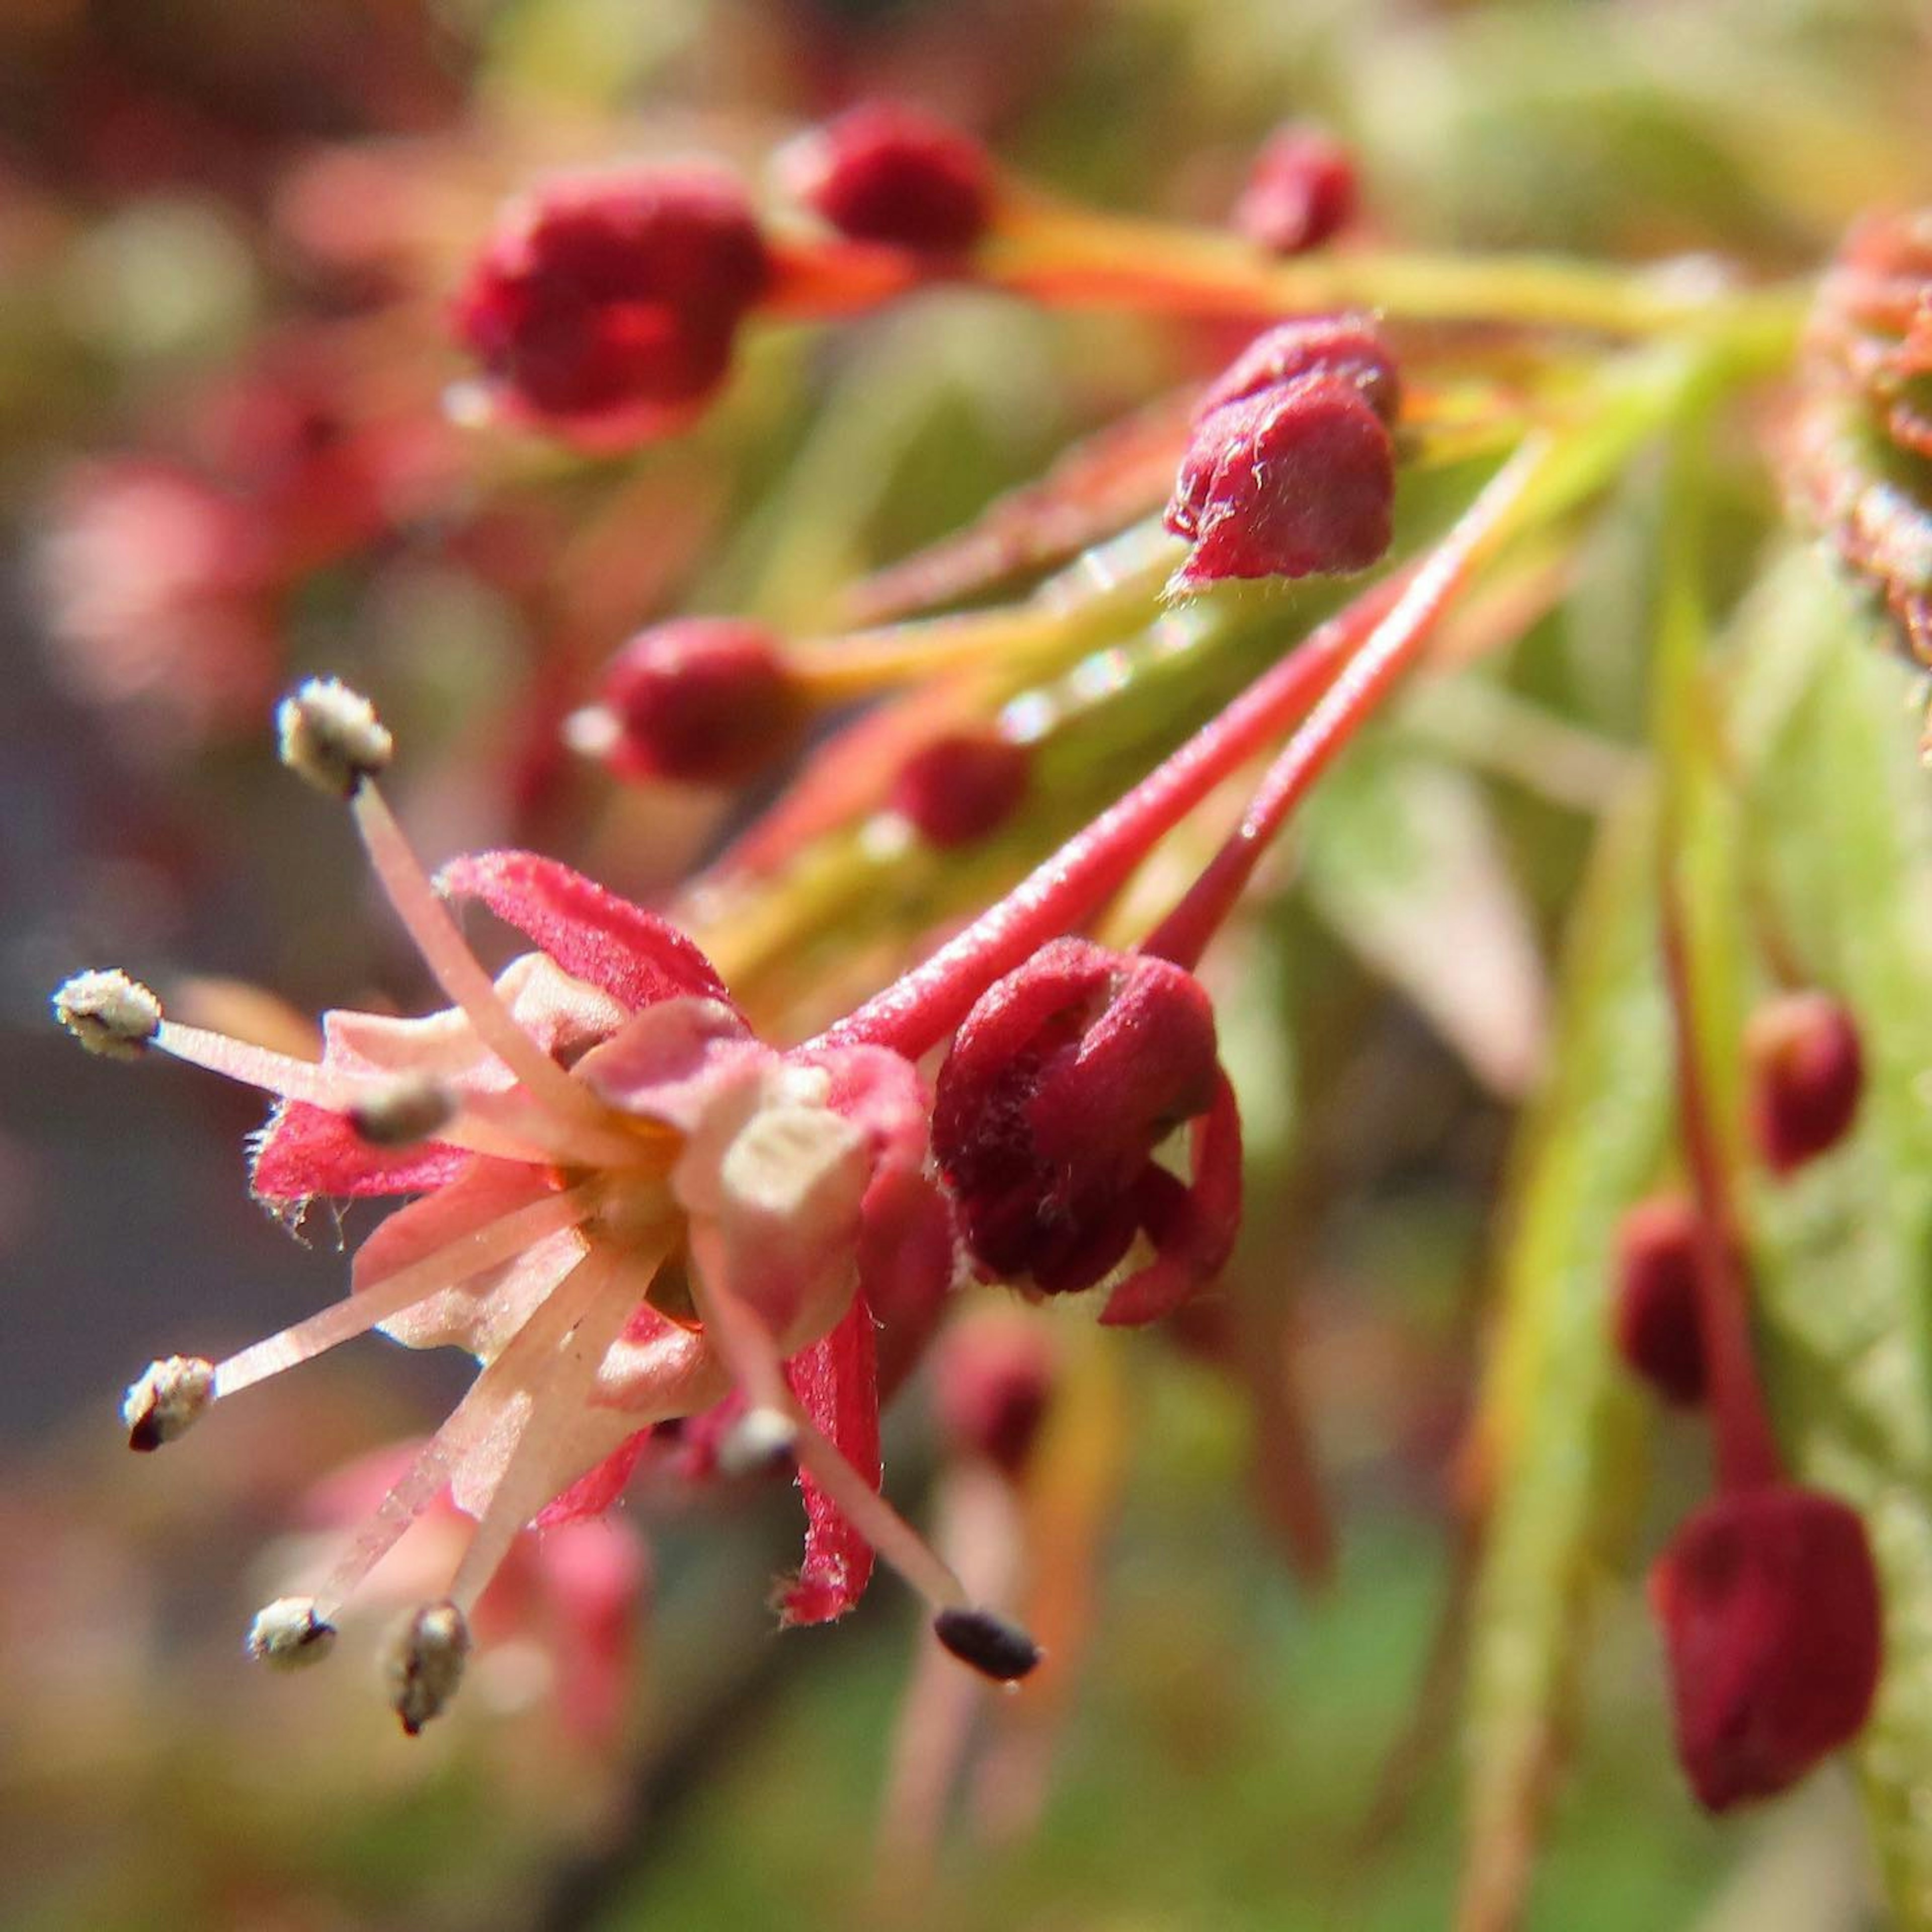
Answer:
[
  {"xmin": 437, "ymin": 849, "xmax": 729, "ymax": 1013},
  {"xmin": 252, "ymin": 1099, "xmax": 470, "ymax": 1201},
  {"xmin": 780, "ymin": 1292, "xmax": 880, "ymax": 1625}
]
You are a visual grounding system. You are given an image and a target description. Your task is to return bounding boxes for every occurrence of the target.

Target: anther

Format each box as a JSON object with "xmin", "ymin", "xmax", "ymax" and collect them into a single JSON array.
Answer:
[
  {"xmin": 931, "ymin": 1605, "xmax": 1042, "ymax": 1682},
  {"xmin": 246, "ymin": 1596, "xmax": 339, "ymax": 1670},
  {"xmin": 348, "ymin": 1075, "xmax": 457, "ymax": 1148},
  {"xmin": 276, "ymin": 677, "xmax": 393, "ymax": 797},
  {"xmin": 386, "ymin": 1599, "xmax": 471, "ymax": 1736},
  {"xmin": 53, "ymin": 969, "xmax": 162, "ymax": 1059},
  {"xmin": 718, "ymin": 1403, "xmax": 800, "ymax": 1478},
  {"xmin": 121, "ymin": 1354, "xmax": 215, "ymax": 1451}
]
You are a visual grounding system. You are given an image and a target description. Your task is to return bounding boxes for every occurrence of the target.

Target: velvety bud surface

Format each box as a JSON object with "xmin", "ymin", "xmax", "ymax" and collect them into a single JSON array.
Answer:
[
  {"xmin": 1651, "ymin": 1484, "xmax": 1883, "ymax": 1812},
  {"xmin": 1746, "ymin": 991, "xmax": 1865, "ymax": 1175},
  {"xmin": 451, "ymin": 165, "xmax": 770, "ymax": 444},
  {"xmin": 781, "ymin": 101, "xmax": 995, "ymax": 253},
  {"xmin": 1232, "ymin": 125, "xmax": 1359, "ymax": 256},
  {"xmin": 1194, "ymin": 316, "xmax": 1400, "ymax": 427},
  {"xmin": 1613, "ymin": 1194, "xmax": 1708, "ymax": 1407},
  {"xmin": 890, "ymin": 730, "xmax": 1030, "ymax": 846},
  {"xmin": 597, "ymin": 618, "xmax": 803, "ymax": 785}
]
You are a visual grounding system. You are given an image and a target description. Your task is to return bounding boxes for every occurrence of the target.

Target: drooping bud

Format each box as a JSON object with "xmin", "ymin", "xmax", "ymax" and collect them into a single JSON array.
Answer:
[
  {"xmin": 386, "ymin": 1600, "xmax": 471, "ymax": 1736},
  {"xmin": 583, "ymin": 618, "xmax": 804, "ymax": 786},
  {"xmin": 276, "ymin": 677, "xmax": 392, "ymax": 796},
  {"xmin": 1194, "ymin": 316, "xmax": 1400, "ymax": 428},
  {"xmin": 889, "ymin": 730, "xmax": 1030, "ymax": 847},
  {"xmin": 348, "ymin": 1075, "xmax": 458, "ymax": 1149},
  {"xmin": 931, "ymin": 1311, "xmax": 1057, "ymax": 1478},
  {"xmin": 1650, "ymin": 1484, "xmax": 1882, "ymax": 1811},
  {"xmin": 932, "ymin": 1604, "xmax": 1043, "ymax": 1682},
  {"xmin": 1165, "ymin": 376, "xmax": 1395, "ymax": 593},
  {"xmin": 1232, "ymin": 124, "xmax": 1359, "ymax": 256},
  {"xmin": 121, "ymin": 1354, "xmax": 215, "ymax": 1451},
  {"xmin": 778, "ymin": 101, "xmax": 996, "ymax": 254},
  {"xmin": 450, "ymin": 164, "xmax": 771, "ymax": 448},
  {"xmin": 54, "ymin": 969, "xmax": 162, "ymax": 1059},
  {"xmin": 1745, "ymin": 992, "xmax": 1864, "ymax": 1176},
  {"xmin": 1613, "ymin": 1194, "xmax": 1708, "ymax": 1408},
  {"xmin": 246, "ymin": 1595, "xmax": 339, "ymax": 1670},
  {"xmin": 932, "ymin": 938, "xmax": 1240, "ymax": 1321}
]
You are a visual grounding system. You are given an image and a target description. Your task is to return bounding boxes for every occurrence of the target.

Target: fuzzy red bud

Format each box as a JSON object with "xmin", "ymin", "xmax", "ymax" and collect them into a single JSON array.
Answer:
[
  {"xmin": 890, "ymin": 730, "xmax": 1030, "ymax": 846},
  {"xmin": 1194, "ymin": 316, "xmax": 1399, "ymax": 428},
  {"xmin": 1612, "ymin": 1194, "xmax": 1708, "ymax": 1407},
  {"xmin": 779, "ymin": 101, "xmax": 995, "ymax": 254},
  {"xmin": 592, "ymin": 618, "xmax": 803, "ymax": 786},
  {"xmin": 1746, "ymin": 992, "xmax": 1864, "ymax": 1176},
  {"xmin": 1650, "ymin": 1484, "xmax": 1882, "ymax": 1812},
  {"xmin": 1232, "ymin": 124, "xmax": 1359, "ymax": 256},
  {"xmin": 451, "ymin": 165, "xmax": 770, "ymax": 447}
]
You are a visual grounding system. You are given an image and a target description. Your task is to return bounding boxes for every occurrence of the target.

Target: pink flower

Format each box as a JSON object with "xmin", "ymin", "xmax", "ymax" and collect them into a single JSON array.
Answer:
[
  {"xmin": 450, "ymin": 165, "xmax": 772, "ymax": 448},
  {"xmin": 58, "ymin": 679, "xmax": 1033, "ymax": 1730}
]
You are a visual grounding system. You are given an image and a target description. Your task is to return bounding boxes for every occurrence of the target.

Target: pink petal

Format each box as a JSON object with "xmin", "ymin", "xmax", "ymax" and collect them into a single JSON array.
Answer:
[
  {"xmin": 536, "ymin": 1427, "xmax": 654, "ymax": 1524},
  {"xmin": 251, "ymin": 1098, "xmax": 472, "ymax": 1201},
  {"xmin": 437, "ymin": 848, "xmax": 730, "ymax": 1012},
  {"xmin": 780, "ymin": 1292, "xmax": 879, "ymax": 1625}
]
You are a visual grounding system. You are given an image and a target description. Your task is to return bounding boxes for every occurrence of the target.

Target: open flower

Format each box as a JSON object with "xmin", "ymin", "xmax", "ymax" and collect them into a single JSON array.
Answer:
[{"xmin": 57, "ymin": 679, "xmax": 1035, "ymax": 1729}]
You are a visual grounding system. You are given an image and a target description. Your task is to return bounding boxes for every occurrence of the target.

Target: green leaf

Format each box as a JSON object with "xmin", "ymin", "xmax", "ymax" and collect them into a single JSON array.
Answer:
[
  {"xmin": 1457, "ymin": 789, "xmax": 1667, "ymax": 1931},
  {"xmin": 1735, "ymin": 549, "xmax": 1932, "ymax": 1926}
]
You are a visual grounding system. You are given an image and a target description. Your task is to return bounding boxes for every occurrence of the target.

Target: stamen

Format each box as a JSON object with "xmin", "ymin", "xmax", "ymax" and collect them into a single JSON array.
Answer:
[
  {"xmin": 348, "ymin": 1075, "xmax": 458, "ymax": 1148},
  {"xmin": 386, "ymin": 1600, "xmax": 470, "ymax": 1735},
  {"xmin": 54, "ymin": 970, "xmax": 162, "ymax": 1059},
  {"xmin": 122, "ymin": 1354, "xmax": 214, "ymax": 1451},
  {"xmin": 718, "ymin": 1403, "xmax": 800, "ymax": 1477},
  {"xmin": 213, "ymin": 1182, "xmax": 597, "ymax": 1397},
  {"xmin": 932, "ymin": 1605, "xmax": 1042, "ymax": 1682},
  {"xmin": 246, "ymin": 1596, "xmax": 338, "ymax": 1669},
  {"xmin": 276, "ymin": 678, "xmax": 393, "ymax": 797}
]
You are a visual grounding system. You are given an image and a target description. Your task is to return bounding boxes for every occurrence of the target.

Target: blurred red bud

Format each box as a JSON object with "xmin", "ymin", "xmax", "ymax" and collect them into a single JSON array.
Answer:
[
  {"xmin": 1613, "ymin": 1194, "xmax": 1708, "ymax": 1408},
  {"xmin": 890, "ymin": 730, "xmax": 1031, "ymax": 846},
  {"xmin": 779, "ymin": 101, "xmax": 996, "ymax": 254},
  {"xmin": 1746, "ymin": 991, "xmax": 1864, "ymax": 1175},
  {"xmin": 1232, "ymin": 124, "xmax": 1359, "ymax": 256},
  {"xmin": 932, "ymin": 1311, "xmax": 1058, "ymax": 1477}
]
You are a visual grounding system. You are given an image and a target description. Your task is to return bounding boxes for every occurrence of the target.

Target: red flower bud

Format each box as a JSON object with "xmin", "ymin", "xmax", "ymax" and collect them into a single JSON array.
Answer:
[
  {"xmin": 1650, "ymin": 1484, "xmax": 1882, "ymax": 1812},
  {"xmin": 1195, "ymin": 316, "xmax": 1400, "ymax": 428},
  {"xmin": 931, "ymin": 1311, "xmax": 1058, "ymax": 1478},
  {"xmin": 890, "ymin": 730, "xmax": 1030, "ymax": 846},
  {"xmin": 779, "ymin": 101, "xmax": 996, "ymax": 254},
  {"xmin": 592, "ymin": 618, "xmax": 803, "ymax": 785},
  {"xmin": 1232, "ymin": 124, "xmax": 1359, "ymax": 256},
  {"xmin": 450, "ymin": 165, "xmax": 770, "ymax": 447},
  {"xmin": 1165, "ymin": 376, "xmax": 1395, "ymax": 590},
  {"xmin": 1613, "ymin": 1194, "xmax": 1707, "ymax": 1407},
  {"xmin": 1746, "ymin": 992, "xmax": 1865, "ymax": 1175},
  {"xmin": 932, "ymin": 938, "xmax": 1242, "ymax": 1323}
]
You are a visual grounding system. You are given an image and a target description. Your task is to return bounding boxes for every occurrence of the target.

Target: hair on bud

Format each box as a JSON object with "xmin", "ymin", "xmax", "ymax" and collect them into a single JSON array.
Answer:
[
  {"xmin": 348, "ymin": 1075, "xmax": 458, "ymax": 1149},
  {"xmin": 1746, "ymin": 991, "xmax": 1864, "ymax": 1176},
  {"xmin": 246, "ymin": 1596, "xmax": 339, "ymax": 1670},
  {"xmin": 1233, "ymin": 124, "xmax": 1359, "ymax": 256},
  {"xmin": 1613, "ymin": 1194, "xmax": 1708, "ymax": 1407},
  {"xmin": 933, "ymin": 1605, "xmax": 1042, "ymax": 1682},
  {"xmin": 54, "ymin": 969, "xmax": 162, "ymax": 1059},
  {"xmin": 277, "ymin": 677, "xmax": 392, "ymax": 796},
  {"xmin": 1194, "ymin": 316, "xmax": 1399, "ymax": 428},
  {"xmin": 122, "ymin": 1355, "xmax": 215, "ymax": 1451},
  {"xmin": 779, "ymin": 101, "xmax": 996, "ymax": 253},
  {"xmin": 386, "ymin": 1600, "xmax": 471, "ymax": 1736}
]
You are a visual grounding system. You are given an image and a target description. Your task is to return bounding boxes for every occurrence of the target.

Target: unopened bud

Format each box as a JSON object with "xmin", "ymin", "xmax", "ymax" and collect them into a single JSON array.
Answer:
[
  {"xmin": 1194, "ymin": 316, "xmax": 1399, "ymax": 428},
  {"xmin": 246, "ymin": 1596, "xmax": 338, "ymax": 1670},
  {"xmin": 122, "ymin": 1354, "xmax": 215, "ymax": 1451},
  {"xmin": 1613, "ymin": 1195, "xmax": 1708, "ymax": 1408},
  {"xmin": 717, "ymin": 1403, "xmax": 799, "ymax": 1478},
  {"xmin": 54, "ymin": 969, "xmax": 162, "ymax": 1059},
  {"xmin": 593, "ymin": 618, "xmax": 803, "ymax": 786},
  {"xmin": 348, "ymin": 1075, "xmax": 457, "ymax": 1148},
  {"xmin": 1746, "ymin": 991, "xmax": 1864, "ymax": 1175},
  {"xmin": 932, "ymin": 1312, "xmax": 1057, "ymax": 1477},
  {"xmin": 932, "ymin": 1604, "xmax": 1042, "ymax": 1682},
  {"xmin": 778, "ymin": 101, "xmax": 996, "ymax": 253},
  {"xmin": 386, "ymin": 1600, "xmax": 471, "ymax": 1736},
  {"xmin": 1232, "ymin": 124, "xmax": 1359, "ymax": 256},
  {"xmin": 889, "ymin": 731, "xmax": 1030, "ymax": 847},
  {"xmin": 277, "ymin": 677, "xmax": 392, "ymax": 796}
]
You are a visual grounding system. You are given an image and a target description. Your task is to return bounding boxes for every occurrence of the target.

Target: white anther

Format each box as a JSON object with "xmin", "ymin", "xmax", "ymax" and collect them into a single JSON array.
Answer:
[
  {"xmin": 718, "ymin": 1404, "xmax": 799, "ymax": 1478},
  {"xmin": 387, "ymin": 1600, "xmax": 471, "ymax": 1736},
  {"xmin": 348, "ymin": 1075, "xmax": 457, "ymax": 1148},
  {"xmin": 54, "ymin": 969, "xmax": 162, "ymax": 1059},
  {"xmin": 276, "ymin": 677, "xmax": 393, "ymax": 796},
  {"xmin": 246, "ymin": 1596, "xmax": 338, "ymax": 1670},
  {"xmin": 121, "ymin": 1354, "xmax": 215, "ymax": 1451}
]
